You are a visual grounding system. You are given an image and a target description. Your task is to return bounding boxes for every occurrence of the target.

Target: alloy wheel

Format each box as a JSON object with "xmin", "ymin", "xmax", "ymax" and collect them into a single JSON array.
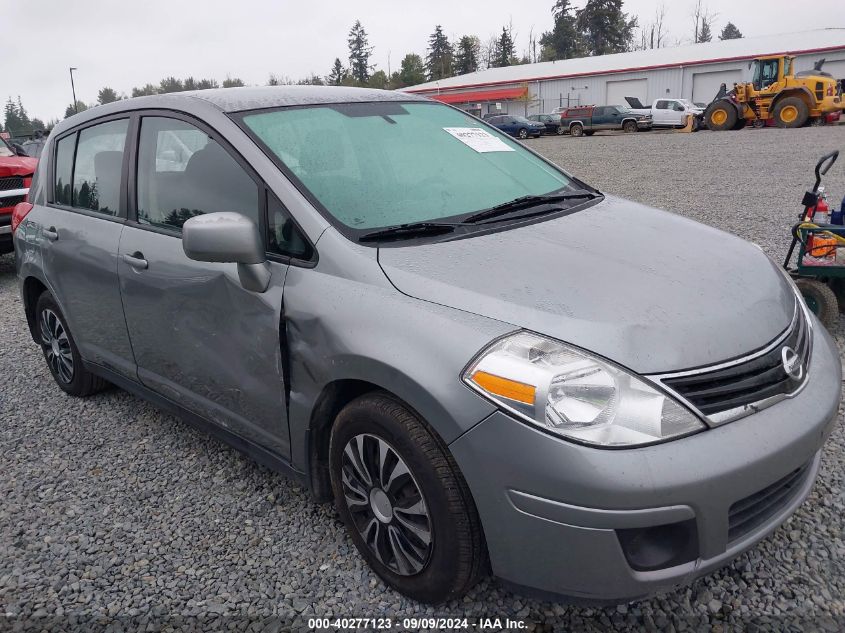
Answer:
[
  {"xmin": 340, "ymin": 433, "xmax": 433, "ymax": 576},
  {"xmin": 40, "ymin": 308, "xmax": 74, "ymax": 383}
]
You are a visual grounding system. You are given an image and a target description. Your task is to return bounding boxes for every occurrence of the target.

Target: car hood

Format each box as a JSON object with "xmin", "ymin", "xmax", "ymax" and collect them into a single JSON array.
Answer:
[
  {"xmin": 0, "ymin": 156, "xmax": 38, "ymax": 177},
  {"xmin": 378, "ymin": 196, "xmax": 795, "ymax": 374}
]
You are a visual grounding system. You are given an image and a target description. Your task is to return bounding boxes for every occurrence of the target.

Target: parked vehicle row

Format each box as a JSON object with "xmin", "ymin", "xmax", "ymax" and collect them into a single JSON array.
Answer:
[{"xmin": 11, "ymin": 86, "xmax": 840, "ymax": 606}]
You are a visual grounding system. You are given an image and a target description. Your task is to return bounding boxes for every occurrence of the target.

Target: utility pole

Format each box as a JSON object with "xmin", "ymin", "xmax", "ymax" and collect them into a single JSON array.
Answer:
[{"xmin": 69, "ymin": 67, "xmax": 78, "ymax": 114}]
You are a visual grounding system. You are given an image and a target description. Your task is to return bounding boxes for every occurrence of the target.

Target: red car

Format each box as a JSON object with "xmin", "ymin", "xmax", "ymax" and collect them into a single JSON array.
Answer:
[{"xmin": 0, "ymin": 135, "xmax": 37, "ymax": 254}]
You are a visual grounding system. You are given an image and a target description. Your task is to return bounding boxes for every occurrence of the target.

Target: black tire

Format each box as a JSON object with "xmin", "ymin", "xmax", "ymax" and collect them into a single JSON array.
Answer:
[
  {"xmin": 705, "ymin": 100, "xmax": 738, "ymax": 131},
  {"xmin": 517, "ymin": 128, "xmax": 528, "ymax": 139},
  {"xmin": 773, "ymin": 96, "xmax": 809, "ymax": 128},
  {"xmin": 570, "ymin": 123, "xmax": 584, "ymax": 137},
  {"xmin": 556, "ymin": 125, "xmax": 566, "ymax": 135},
  {"xmin": 795, "ymin": 278, "xmax": 838, "ymax": 329},
  {"xmin": 622, "ymin": 120, "xmax": 638, "ymax": 133},
  {"xmin": 35, "ymin": 292, "xmax": 108, "ymax": 397},
  {"xmin": 329, "ymin": 392, "xmax": 486, "ymax": 604}
]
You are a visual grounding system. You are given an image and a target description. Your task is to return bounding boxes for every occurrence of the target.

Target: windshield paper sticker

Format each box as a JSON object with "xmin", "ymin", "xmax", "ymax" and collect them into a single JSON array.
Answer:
[{"xmin": 443, "ymin": 127, "xmax": 515, "ymax": 153}]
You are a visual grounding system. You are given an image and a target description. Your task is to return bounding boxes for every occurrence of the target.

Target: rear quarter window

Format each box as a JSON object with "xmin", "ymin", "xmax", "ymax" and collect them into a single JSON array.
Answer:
[{"xmin": 54, "ymin": 133, "xmax": 76, "ymax": 205}]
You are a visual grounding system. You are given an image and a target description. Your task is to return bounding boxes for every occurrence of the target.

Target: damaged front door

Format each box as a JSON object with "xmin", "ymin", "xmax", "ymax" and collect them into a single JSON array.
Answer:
[{"xmin": 118, "ymin": 114, "xmax": 291, "ymax": 458}]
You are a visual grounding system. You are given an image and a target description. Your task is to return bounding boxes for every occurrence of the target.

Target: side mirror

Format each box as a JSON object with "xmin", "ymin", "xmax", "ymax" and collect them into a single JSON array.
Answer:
[
  {"xmin": 182, "ymin": 212, "xmax": 271, "ymax": 293},
  {"xmin": 13, "ymin": 143, "xmax": 28, "ymax": 157}
]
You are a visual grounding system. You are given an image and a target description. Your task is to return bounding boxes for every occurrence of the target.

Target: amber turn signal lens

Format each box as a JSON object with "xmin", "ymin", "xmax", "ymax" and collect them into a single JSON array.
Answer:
[{"xmin": 471, "ymin": 370, "xmax": 536, "ymax": 405}]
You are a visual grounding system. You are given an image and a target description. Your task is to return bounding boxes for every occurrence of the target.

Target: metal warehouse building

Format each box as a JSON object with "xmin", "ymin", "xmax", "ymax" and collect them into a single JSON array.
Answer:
[{"xmin": 404, "ymin": 29, "xmax": 845, "ymax": 116}]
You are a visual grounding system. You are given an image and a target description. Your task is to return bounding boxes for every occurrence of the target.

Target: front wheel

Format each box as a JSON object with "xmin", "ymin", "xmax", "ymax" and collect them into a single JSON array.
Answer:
[
  {"xmin": 705, "ymin": 100, "xmax": 738, "ymax": 131},
  {"xmin": 517, "ymin": 128, "xmax": 528, "ymax": 139},
  {"xmin": 35, "ymin": 292, "xmax": 108, "ymax": 396},
  {"xmin": 329, "ymin": 393, "xmax": 487, "ymax": 604},
  {"xmin": 622, "ymin": 120, "xmax": 638, "ymax": 133}
]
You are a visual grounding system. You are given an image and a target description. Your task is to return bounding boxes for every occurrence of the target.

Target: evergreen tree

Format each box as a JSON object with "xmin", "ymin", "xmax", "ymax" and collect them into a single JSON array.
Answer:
[
  {"xmin": 719, "ymin": 22, "xmax": 743, "ymax": 40},
  {"xmin": 397, "ymin": 53, "xmax": 426, "ymax": 87},
  {"xmin": 159, "ymin": 77, "xmax": 184, "ymax": 93},
  {"xmin": 698, "ymin": 21, "xmax": 712, "ymax": 43},
  {"xmin": 97, "ymin": 87, "xmax": 119, "ymax": 104},
  {"xmin": 131, "ymin": 84, "xmax": 158, "ymax": 97},
  {"xmin": 540, "ymin": 0, "xmax": 583, "ymax": 60},
  {"xmin": 64, "ymin": 101, "xmax": 88, "ymax": 119},
  {"xmin": 222, "ymin": 77, "xmax": 245, "ymax": 88},
  {"xmin": 328, "ymin": 58, "xmax": 347, "ymax": 86},
  {"xmin": 576, "ymin": 0, "xmax": 638, "ymax": 56},
  {"xmin": 297, "ymin": 74, "xmax": 325, "ymax": 86},
  {"xmin": 3, "ymin": 98, "xmax": 20, "ymax": 135},
  {"xmin": 16, "ymin": 97, "xmax": 31, "ymax": 132},
  {"xmin": 426, "ymin": 25, "xmax": 453, "ymax": 81},
  {"xmin": 454, "ymin": 36, "xmax": 481, "ymax": 75},
  {"xmin": 30, "ymin": 117, "xmax": 46, "ymax": 131},
  {"xmin": 183, "ymin": 77, "xmax": 199, "ymax": 91},
  {"xmin": 348, "ymin": 20, "xmax": 374, "ymax": 85},
  {"xmin": 492, "ymin": 27, "xmax": 516, "ymax": 68},
  {"xmin": 195, "ymin": 78, "xmax": 219, "ymax": 90}
]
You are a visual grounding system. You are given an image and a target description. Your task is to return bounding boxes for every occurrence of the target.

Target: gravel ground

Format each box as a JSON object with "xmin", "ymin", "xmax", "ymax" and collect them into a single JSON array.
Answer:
[{"xmin": 2, "ymin": 126, "xmax": 845, "ymax": 632}]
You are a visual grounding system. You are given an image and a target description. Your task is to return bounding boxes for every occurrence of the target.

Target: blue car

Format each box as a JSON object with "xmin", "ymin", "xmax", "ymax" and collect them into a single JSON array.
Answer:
[{"xmin": 485, "ymin": 114, "xmax": 545, "ymax": 139}]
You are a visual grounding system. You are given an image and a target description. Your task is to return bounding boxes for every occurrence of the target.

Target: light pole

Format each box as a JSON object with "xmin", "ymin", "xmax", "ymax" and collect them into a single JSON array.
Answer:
[{"xmin": 69, "ymin": 67, "xmax": 78, "ymax": 114}]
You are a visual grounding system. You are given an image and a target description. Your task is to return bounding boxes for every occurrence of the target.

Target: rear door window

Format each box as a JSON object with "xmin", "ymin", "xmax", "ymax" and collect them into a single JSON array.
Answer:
[
  {"xmin": 136, "ymin": 117, "xmax": 259, "ymax": 232},
  {"xmin": 71, "ymin": 119, "xmax": 128, "ymax": 215},
  {"xmin": 54, "ymin": 133, "xmax": 76, "ymax": 206}
]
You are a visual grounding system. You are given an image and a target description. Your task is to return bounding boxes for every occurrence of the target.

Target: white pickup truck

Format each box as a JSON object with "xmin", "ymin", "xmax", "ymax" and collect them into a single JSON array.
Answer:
[{"xmin": 624, "ymin": 97, "xmax": 705, "ymax": 128}]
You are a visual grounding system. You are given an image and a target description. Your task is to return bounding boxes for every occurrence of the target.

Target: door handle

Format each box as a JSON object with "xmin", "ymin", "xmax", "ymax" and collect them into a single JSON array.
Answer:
[
  {"xmin": 123, "ymin": 252, "xmax": 148, "ymax": 270},
  {"xmin": 43, "ymin": 227, "xmax": 58, "ymax": 241}
]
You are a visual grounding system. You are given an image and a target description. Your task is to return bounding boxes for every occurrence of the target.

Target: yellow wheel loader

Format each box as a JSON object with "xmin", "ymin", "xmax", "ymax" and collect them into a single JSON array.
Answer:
[{"xmin": 705, "ymin": 56, "xmax": 842, "ymax": 130}]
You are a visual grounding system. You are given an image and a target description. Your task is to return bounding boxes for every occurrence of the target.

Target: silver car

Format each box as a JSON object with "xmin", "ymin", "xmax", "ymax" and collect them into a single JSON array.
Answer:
[{"xmin": 13, "ymin": 87, "xmax": 840, "ymax": 604}]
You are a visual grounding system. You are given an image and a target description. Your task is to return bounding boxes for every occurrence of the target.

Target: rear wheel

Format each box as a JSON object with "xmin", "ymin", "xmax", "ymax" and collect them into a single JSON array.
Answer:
[
  {"xmin": 705, "ymin": 100, "xmax": 738, "ymax": 131},
  {"xmin": 570, "ymin": 123, "xmax": 584, "ymax": 137},
  {"xmin": 556, "ymin": 125, "xmax": 566, "ymax": 135},
  {"xmin": 795, "ymin": 278, "xmax": 838, "ymax": 329},
  {"xmin": 773, "ymin": 97, "xmax": 809, "ymax": 128},
  {"xmin": 329, "ymin": 393, "xmax": 486, "ymax": 604},
  {"xmin": 622, "ymin": 120, "xmax": 638, "ymax": 133},
  {"xmin": 35, "ymin": 292, "xmax": 108, "ymax": 396}
]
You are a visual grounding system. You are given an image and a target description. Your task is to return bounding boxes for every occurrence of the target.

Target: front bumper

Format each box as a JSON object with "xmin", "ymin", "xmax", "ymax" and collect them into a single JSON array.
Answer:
[{"xmin": 450, "ymin": 319, "xmax": 840, "ymax": 602}]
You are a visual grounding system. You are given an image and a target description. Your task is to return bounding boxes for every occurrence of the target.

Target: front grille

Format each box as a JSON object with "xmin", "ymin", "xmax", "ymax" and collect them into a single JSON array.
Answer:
[
  {"xmin": 0, "ymin": 176, "xmax": 24, "ymax": 191},
  {"xmin": 728, "ymin": 461, "xmax": 811, "ymax": 542},
  {"xmin": 0, "ymin": 195, "xmax": 25, "ymax": 210},
  {"xmin": 659, "ymin": 302, "xmax": 810, "ymax": 422}
]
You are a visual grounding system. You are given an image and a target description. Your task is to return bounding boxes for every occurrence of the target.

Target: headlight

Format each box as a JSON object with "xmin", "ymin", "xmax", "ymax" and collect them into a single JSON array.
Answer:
[{"xmin": 463, "ymin": 332, "xmax": 706, "ymax": 447}]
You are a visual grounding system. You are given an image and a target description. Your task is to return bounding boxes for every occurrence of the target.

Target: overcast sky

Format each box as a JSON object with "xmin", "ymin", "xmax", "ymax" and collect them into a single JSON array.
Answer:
[{"xmin": 3, "ymin": 0, "xmax": 844, "ymax": 122}]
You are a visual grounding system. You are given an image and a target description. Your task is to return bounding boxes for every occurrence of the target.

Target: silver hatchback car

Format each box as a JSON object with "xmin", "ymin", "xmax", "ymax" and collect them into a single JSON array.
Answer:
[{"xmin": 13, "ymin": 87, "xmax": 840, "ymax": 604}]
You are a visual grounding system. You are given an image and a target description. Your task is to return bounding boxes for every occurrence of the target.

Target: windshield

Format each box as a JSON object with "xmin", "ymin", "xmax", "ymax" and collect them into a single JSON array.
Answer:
[
  {"xmin": 0, "ymin": 137, "xmax": 14, "ymax": 158},
  {"xmin": 239, "ymin": 102, "xmax": 572, "ymax": 232}
]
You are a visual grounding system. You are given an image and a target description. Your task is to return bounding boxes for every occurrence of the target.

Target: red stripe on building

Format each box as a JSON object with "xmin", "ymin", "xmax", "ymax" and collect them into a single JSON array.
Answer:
[{"xmin": 430, "ymin": 86, "xmax": 528, "ymax": 103}]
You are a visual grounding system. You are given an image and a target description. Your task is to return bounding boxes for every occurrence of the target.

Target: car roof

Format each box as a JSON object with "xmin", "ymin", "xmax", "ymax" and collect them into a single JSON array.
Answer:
[{"xmin": 50, "ymin": 86, "xmax": 432, "ymax": 137}]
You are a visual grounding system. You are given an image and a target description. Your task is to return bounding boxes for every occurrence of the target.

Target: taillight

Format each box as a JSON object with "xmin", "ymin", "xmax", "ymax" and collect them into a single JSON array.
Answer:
[{"xmin": 11, "ymin": 202, "xmax": 33, "ymax": 232}]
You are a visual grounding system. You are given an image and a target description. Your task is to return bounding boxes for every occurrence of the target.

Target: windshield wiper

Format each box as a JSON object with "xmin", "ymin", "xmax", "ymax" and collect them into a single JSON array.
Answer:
[
  {"xmin": 358, "ymin": 221, "xmax": 461, "ymax": 243},
  {"xmin": 462, "ymin": 190, "xmax": 599, "ymax": 224}
]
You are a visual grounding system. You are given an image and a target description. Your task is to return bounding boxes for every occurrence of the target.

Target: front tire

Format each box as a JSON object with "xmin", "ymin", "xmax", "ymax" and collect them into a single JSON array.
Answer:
[
  {"xmin": 622, "ymin": 120, "xmax": 638, "ymax": 133},
  {"xmin": 329, "ymin": 393, "xmax": 486, "ymax": 604},
  {"xmin": 517, "ymin": 128, "xmax": 528, "ymax": 139},
  {"xmin": 705, "ymin": 100, "xmax": 738, "ymax": 131},
  {"xmin": 35, "ymin": 292, "xmax": 108, "ymax": 396}
]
